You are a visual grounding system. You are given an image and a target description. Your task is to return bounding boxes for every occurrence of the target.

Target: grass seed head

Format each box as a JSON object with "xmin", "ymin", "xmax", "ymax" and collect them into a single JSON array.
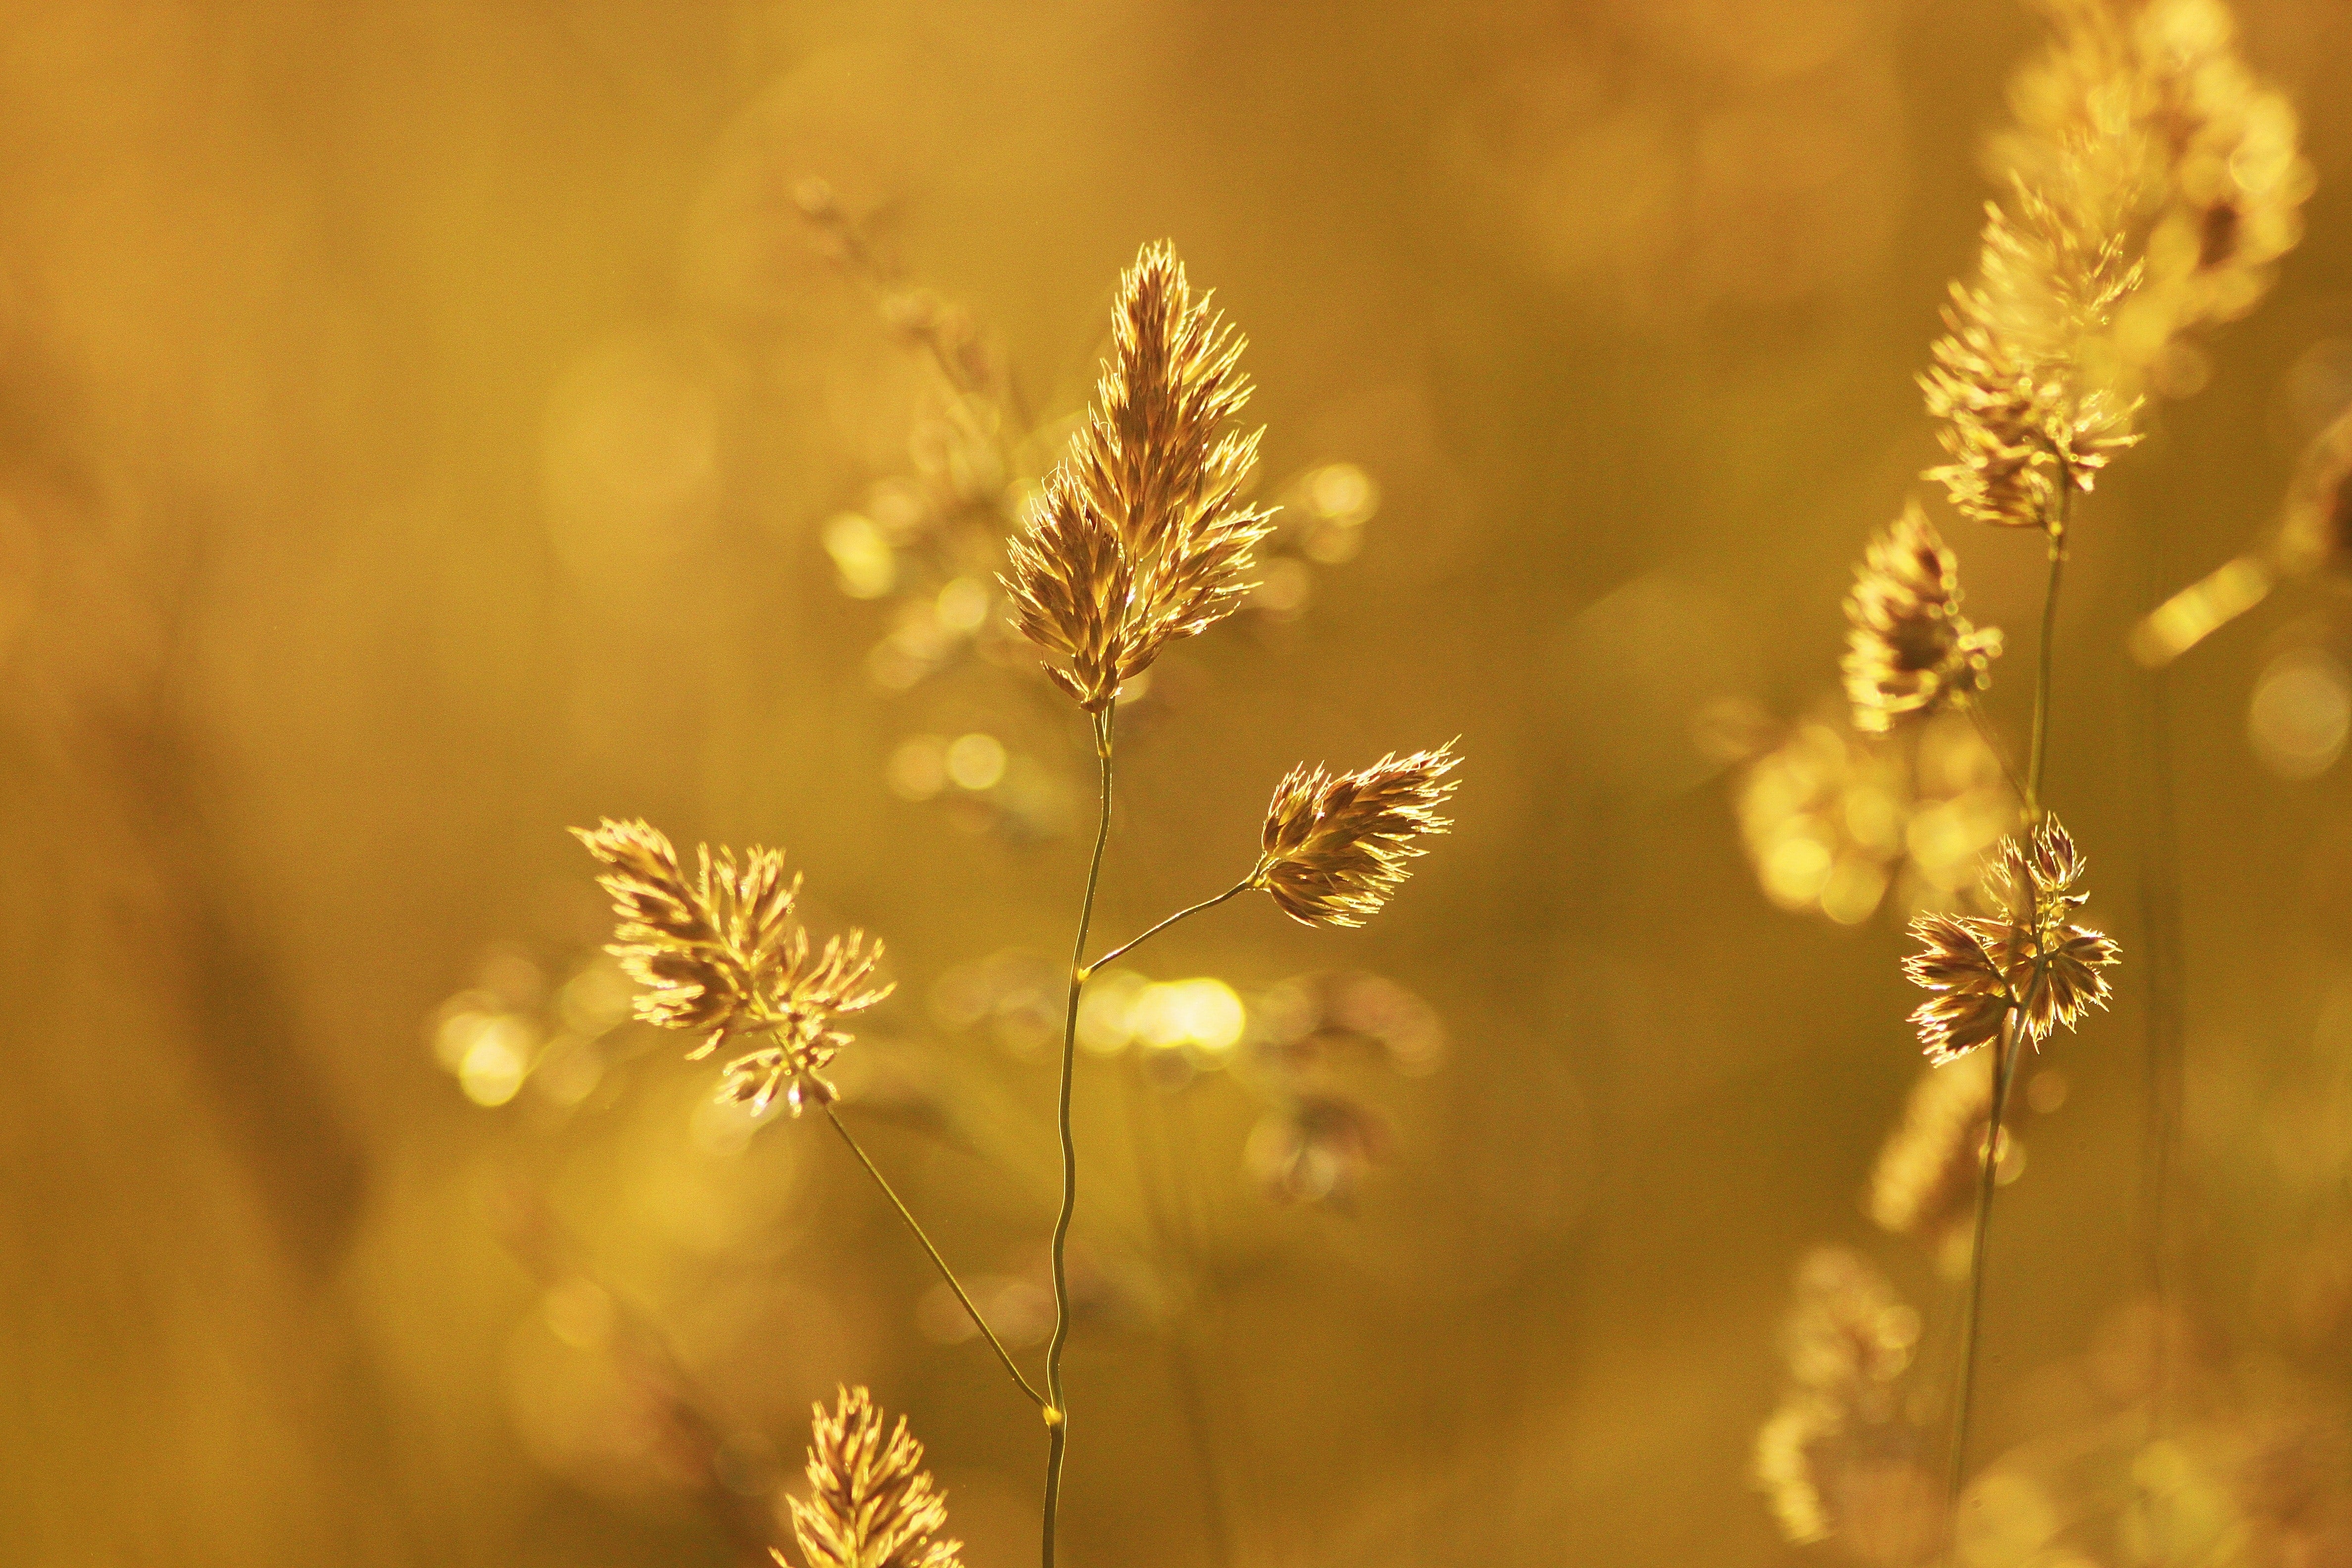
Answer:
[
  {"xmin": 1004, "ymin": 240, "xmax": 1275, "ymax": 708},
  {"xmin": 574, "ymin": 819, "xmax": 892, "ymax": 1112},
  {"xmin": 780, "ymin": 1386, "xmax": 963, "ymax": 1568},
  {"xmin": 1842, "ymin": 501, "xmax": 2004, "ymax": 733},
  {"xmin": 1252, "ymin": 742, "xmax": 1461, "ymax": 927},
  {"xmin": 1899, "ymin": 814, "xmax": 2119, "ymax": 1063}
]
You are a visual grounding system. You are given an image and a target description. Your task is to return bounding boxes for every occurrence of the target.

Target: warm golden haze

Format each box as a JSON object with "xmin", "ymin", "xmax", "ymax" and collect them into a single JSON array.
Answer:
[{"xmin": 6, "ymin": 1, "xmax": 2348, "ymax": 1565}]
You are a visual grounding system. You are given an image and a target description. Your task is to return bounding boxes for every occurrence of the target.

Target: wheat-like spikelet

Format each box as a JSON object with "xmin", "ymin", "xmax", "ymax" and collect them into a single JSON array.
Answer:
[
  {"xmin": 575, "ymin": 819, "xmax": 892, "ymax": 1112},
  {"xmin": 1251, "ymin": 742, "xmax": 1461, "ymax": 927},
  {"xmin": 778, "ymin": 1387, "xmax": 963, "ymax": 1568},
  {"xmin": 1002, "ymin": 241, "xmax": 1275, "ymax": 710},
  {"xmin": 1900, "ymin": 814, "xmax": 2120, "ymax": 1063},
  {"xmin": 1843, "ymin": 501, "xmax": 2005, "ymax": 733}
]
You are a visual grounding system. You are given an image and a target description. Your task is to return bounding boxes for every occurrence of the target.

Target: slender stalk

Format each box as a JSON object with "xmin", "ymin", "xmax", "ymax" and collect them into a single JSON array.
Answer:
[
  {"xmin": 821, "ymin": 1105, "xmax": 1048, "ymax": 1411},
  {"xmin": 1948, "ymin": 484, "xmax": 2070, "ymax": 1558},
  {"xmin": 2026, "ymin": 490, "xmax": 2070, "ymax": 817},
  {"xmin": 1083, "ymin": 878, "xmax": 1255, "ymax": 979},
  {"xmin": 1946, "ymin": 1011, "xmax": 2023, "ymax": 1546},
  {"xmin": 1044, "ymin": 706, "xmax": 1117, "ymax": 1568}
]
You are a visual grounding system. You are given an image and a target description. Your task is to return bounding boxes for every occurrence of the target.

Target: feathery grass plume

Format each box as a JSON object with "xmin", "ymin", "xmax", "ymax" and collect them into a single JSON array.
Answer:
[
  {"xmin": 1753, "ymin": 1249, "xmax": 1939, "ymax": 1555},
  {"xmin": 779, "ymin": 1386, "xmax": 963, "ymax": 1568},
  {"xmin": 1002, "ymin": 241, "xmax": 1275, "ymax": 709},
  {"xmin": 1922, "ymin": 187, "xmax": 2143, "ymax": 532},
  {"xmin": 574, "ymin": 819, "xmax": 892, "ymax": 1114},
  {"xmin": 1843, "ymin": 502, "xmax": 2005, "ymax": 733},
  {"xmin": 1900, "ymin": 814, "xmax": 2120, "ymax": 1063},
  {"xmin": 1252, "ymin": 742, "xmax": 1461, "ymax": 927}
]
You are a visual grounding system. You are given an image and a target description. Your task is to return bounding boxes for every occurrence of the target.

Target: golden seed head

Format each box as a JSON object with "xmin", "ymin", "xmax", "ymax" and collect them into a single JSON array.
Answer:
[
  {"xmin": 1253, "ymin": 742, "xmax": 1461, "ymax": 928},
  {"xmin": 1842, "ymin": 501, "xmax": 2005, "ymax": 733},
  {"xmin": 573, "ymin": 819, "xmax": 892, "ymax": 1113},
  {"xmin": 1899, "ymin": 814, "xmax": 2119, "ymax": 1063},
  {"xmin": 1002, "ymin": 240, "xmax": 1275, "ymax": 710},
  {"xmin": 780, "ymin": 1387, "xmax": 963, "ymax": 1568},
  {"xmin": 1920, "ymin": 192, "xmax": 2143, "ymax": 533}
]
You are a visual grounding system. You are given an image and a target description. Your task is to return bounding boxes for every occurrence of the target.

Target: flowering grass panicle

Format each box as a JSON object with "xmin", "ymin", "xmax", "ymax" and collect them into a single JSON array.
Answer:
[
  {"xmin": 1921, "ymin": 192, "xmax": 2142, "ymax": 533},
  {"xmin": 780, "ymin": 1387, "xmax": 963, "ymax": 1568},
  {"xmin": 573, "ymin": 818, "xmax": 801, "ymax": 1038},
  {"xmin": 1843, "ymin": 502, "xmax": 2004, "ymax": 733},
  {"xmin": 1900, "ymin": 815, "xmax": 2120, "ymax": 1063},
  {"xmin": 713, "ymin": 928, "xmax": 892, "ymax": 1115},
  {"xmin": 1003, "ymin": 241, "xmax": 1275, "ymax": 710},
  {"xmin": 575, "ymin": 818, "xmax": 892, "ymax": 1113},
  {"xmin": 1252, "ymin": 742, "xmax": 1462, "ymax": 927}
]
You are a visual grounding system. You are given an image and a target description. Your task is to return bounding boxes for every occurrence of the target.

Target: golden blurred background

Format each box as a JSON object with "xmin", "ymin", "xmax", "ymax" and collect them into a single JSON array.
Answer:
[{"xmin": 5, "ymin": 1, "xmax": 2352, "ymax": 1564}]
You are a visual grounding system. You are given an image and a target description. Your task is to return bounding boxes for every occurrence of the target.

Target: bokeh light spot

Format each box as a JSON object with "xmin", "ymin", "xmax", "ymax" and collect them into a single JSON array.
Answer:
[
  {"xmin": 945, "ymin": 733, "xmax": 1007, "ymax": 791},
  {"xmin": 2248, "ymin": 646, "xmax": 2350, "ymax": 779}
]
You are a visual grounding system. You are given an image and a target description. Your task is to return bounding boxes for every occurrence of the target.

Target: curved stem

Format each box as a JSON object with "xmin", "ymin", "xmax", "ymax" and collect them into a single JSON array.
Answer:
[
  {"xmin": 822, "ymin": 1105, "xmax": 1047, "ymax": 1411},
  {"xmin": 1946, "ymin": 1011, "xmax": 2023, "ymax": 1553},
  {"xmin": 1083, "ymin": 879, "xmax": 1255, "ymax": 979},
  {"xmin": 1044, "ymin": 706, "xmax": 1117, "ymax": 1568}
]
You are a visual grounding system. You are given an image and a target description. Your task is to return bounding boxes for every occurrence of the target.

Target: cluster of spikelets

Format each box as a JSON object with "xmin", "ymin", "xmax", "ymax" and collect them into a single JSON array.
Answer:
[
  {"xmin": 1252, "ymin": 743, "xmax": 1462, "ymax": 927},
  {"xmin": 1921, "ymin": 185, "xmax": 2145, "ymax": 534},
  {"xmin": 573, "ymin": 819, "xmax": 892, "ymax": 1115},
  {"xmin": 1002, "ymin": 241, "xmax": 1275, "ymax": 712},
  {"xmin": 1903, "ymin": 817, "xmax": 2120, "ymax": 1064},
  {"xmin": 1841, "ymin": 503, "xmax": 2005, "ymax": 734},
  {"xmin": 777, "ymin": 1387, "xmax": 963, "ymax": 1568},
  {"xmin": 1995, "ymin": 0, "xmax": 2311, "ymax": 372},
  {"xmin": 1920, "ymin": 0, "xmax": 2310, "ymax": 539}
]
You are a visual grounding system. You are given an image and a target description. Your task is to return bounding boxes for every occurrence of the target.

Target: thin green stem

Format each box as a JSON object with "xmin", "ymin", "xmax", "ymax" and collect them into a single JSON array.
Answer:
[
  {"xmin": 822, "ymin": 1105, "xmax": 1048, "ymax": 1411},
  {"xmin": 1083, "ymin": 878, "xmax": 1255, "ymax": 979},
  {"xmin": 1946, "ymin": 1010, "xmax": 2023, "ymax": 1553},
  {"xmin": 1044, "ymin": 706, "xmax": 1117, "ymax": 1568},
  {"xmin": 2026, "ymin": 488, "xmax": 2070, "ymax": 818}
]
